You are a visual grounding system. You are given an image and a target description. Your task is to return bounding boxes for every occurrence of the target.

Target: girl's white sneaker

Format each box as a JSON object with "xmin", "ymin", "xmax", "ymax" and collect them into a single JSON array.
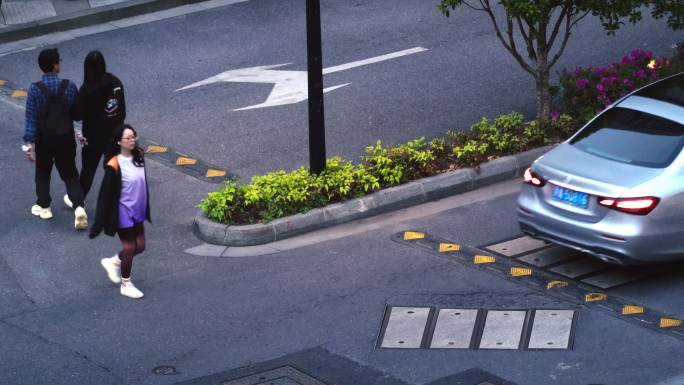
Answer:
[
  {"xmin": 100, "ymin": 255, "xmax": 121, "ymax": 284},
  {"xmin": 120, "ymin": 279, "xmax": 144, "ymax": 299}
]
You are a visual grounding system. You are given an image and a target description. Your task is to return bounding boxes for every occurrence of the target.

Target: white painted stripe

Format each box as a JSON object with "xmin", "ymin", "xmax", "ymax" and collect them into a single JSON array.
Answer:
[
  {"xmin": 479, "ymin": 310, "xmax": 526, "ymax": 349},
  {"xmin": 430, "ymin": 309, "xmax": 478, "ymax": 349},
  {"xmin": 380, "ymin": 307, "xmax": 430, "ymax": 348},
  {"xmin": 527, "ymin": 310, "xmax": 574, "ymax": 349},
  {"xmin": 322, "ymin": 47, "xmax": 427, "ymax": 75}
]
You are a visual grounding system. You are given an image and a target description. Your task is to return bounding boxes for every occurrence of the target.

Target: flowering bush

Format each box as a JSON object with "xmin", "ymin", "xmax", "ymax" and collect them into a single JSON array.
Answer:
[{"xmin": 559, "ymin": 43, "xmax": 684, "ymax": 123}]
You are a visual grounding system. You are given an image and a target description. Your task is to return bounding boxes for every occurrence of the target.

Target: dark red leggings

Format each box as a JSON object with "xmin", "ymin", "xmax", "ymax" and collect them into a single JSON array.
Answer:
[{"xmin": 117, "ymin": 222, "xmax": 145, "ymax": 279}]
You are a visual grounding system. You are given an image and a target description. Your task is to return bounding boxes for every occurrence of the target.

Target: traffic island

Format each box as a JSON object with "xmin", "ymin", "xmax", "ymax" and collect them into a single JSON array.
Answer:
[{"xmin": 193, "ymin": 145, "xmax": 554, "ymax": 246}]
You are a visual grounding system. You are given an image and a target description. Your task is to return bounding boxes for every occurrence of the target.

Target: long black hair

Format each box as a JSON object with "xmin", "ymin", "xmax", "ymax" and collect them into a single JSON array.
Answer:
[
  {"xmin": 109, "ymin": 124, "xmax": 144, "ymax": 167},
  {"xmin": 83, "ymin": 50, "xmax": 106, "ymax": 87}
]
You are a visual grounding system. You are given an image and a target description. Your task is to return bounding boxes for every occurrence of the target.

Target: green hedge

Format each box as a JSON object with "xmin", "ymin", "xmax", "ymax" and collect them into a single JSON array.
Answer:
[{"xmin": 199, "ymin": 112, "xmax": 575, "ymax": 224}]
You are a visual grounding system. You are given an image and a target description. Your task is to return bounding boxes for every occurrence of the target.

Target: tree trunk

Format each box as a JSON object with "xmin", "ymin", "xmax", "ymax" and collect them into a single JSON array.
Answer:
[{"xmin": 535, "ymin": 68, "xmax": 551, "ymax": 123}]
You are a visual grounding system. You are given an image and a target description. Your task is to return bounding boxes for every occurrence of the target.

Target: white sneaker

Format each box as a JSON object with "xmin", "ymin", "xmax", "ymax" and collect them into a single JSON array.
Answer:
[
  {"xmin": 31, "ymin": 205, "xmax": 53, "ymax": 219},
  {"xmin": 63, "ymin": 194, "xmax": 73, "ymax": 209},
  {"xmin": 120, "ymin": 279, "xmax": 144, "ymax": 299},
  {"xmin": 100, "ymin": 255, "xmax": 121, "ymax": 284},
  {"xmin": 74, "ymin": 206, "xmax": 88, "ymax": 230}
]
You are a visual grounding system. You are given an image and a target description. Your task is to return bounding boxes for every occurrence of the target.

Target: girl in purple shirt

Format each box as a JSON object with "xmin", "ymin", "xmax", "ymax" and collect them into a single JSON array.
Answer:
[{"xmin": 90, "ymin": 124, "xmax": 151, "ymax": 299}]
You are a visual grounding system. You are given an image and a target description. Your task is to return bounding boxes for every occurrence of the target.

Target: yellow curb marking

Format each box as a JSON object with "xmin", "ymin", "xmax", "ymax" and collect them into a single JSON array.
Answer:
[
  {"xmin": 206, "ymin": 169, "xmax": 226, "ymax": 178},
  {"xmin": 439, "ymin": 243, "xmax": 460, "ymax": 252},
  {"xmin": 473, "ymin": 255, "xmax": 495, "ymax": 264},
  {"xmin": 660, "ymin": 318, "xmax": 682, "ymax": 328},
  {"xmin": 176, "ymin": 156, "xmax": 197, "ymax": 166},
  {"xmin": 585, "ymin": 293, "xmax": 607, "ymax": 302},
  {"xmin": 510, "ymin": 267, "xmax": 532, "ymax": 277},
  {"xmin": 0, "ymin": 80, "xmax": 7, "ymax": 86},
  {"xmin": 403, "ymin": 231, "xmax": 425, "ymax": 241},
  {"xmin": 11, "ymin": 89, "xmax": 27, "ymax": 98},
  {"xmin": 622, "ymin": 305, "xmax": 645, "ymax": 315},
  {"xmin": 146, "ymin": 145, "xmax": 168, "ymax": 154},
  {"xmin": 546, "ymin": 280, "xmax": 568, "ymax": 289}
]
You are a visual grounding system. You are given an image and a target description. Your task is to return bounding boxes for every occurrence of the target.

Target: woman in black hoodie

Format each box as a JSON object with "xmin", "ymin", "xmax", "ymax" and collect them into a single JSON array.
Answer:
[{"xmin": 70, "ymin": 51, "xmax": 126, "ymax": 204}]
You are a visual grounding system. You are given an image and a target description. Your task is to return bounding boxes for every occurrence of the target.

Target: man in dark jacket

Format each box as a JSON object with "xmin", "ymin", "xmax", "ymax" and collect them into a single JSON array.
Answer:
[{"xmin": 24, "ymin": 48, "xmax": 88, "ymax": 230}]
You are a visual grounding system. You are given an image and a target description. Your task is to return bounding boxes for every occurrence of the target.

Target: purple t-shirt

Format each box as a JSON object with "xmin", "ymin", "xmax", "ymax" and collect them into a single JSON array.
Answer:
[{"xmin": 118, "ymin": 154, "xmax": 147, "ymax": 228}]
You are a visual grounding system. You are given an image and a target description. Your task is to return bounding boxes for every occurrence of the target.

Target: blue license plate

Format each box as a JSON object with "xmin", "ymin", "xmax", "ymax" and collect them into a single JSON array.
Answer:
[{"xmin": 552, "ymin": 186, "xmax": 588, "ymax": 208}]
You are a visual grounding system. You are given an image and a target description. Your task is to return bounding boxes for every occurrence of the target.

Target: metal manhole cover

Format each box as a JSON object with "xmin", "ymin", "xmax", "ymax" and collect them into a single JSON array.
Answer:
[
  {"xmin": 221, "ymin": 366, "xmax": 328, "ymax": 385},
  {"xmin": 153, "ymin": 365, "xmax": 178, "ymax": 375}
]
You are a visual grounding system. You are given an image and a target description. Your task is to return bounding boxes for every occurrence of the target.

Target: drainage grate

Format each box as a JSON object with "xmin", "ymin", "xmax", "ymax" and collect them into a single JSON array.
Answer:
[
  {"xmin": 220, "ymin": 366, "xmax": 328, "ymax": 385},
  {"xmin": 377, "ymin": 306, "xmax": 577, "ymax": 350}
]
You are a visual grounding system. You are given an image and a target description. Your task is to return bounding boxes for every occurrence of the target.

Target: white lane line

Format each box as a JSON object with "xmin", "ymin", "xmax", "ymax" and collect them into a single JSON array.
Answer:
[
  {"xmin": 176, "ymin": 47, "xmax": 428, "ymax": 110},
  {"xmin": 322, "ymin": 47, "xmax": 428, "ymax": 74}
]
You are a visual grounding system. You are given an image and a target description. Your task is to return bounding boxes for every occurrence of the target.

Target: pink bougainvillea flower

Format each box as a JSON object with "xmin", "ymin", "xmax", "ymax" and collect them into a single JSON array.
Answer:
[
  {"xmin": 576, "ymin": 78, "xmax": 589, "ymax": 89},
  {"xmin": 596, "ymin": 84, "xmax": 606, "ymax": 92},
  {"xmin": 633, "ymin": 69, "xmax": 647, "ymax": 78},
  {"xmin": 549, "ymin": 111, "xmax": 560, "ymax": 120}
]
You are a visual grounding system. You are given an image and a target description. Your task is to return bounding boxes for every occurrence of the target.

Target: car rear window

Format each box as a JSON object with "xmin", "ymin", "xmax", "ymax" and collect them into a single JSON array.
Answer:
[{"xmin": 570, "ymin": 107, "xmax": 684, "ymax": 168}]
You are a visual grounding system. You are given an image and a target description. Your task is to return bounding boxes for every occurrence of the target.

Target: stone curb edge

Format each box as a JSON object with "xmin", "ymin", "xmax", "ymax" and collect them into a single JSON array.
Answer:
[
  {"xmin": 0, "ymin": 0, "xmax": 209, "ymax": 44},
  {"xmin": 193, "ymin": 145, "xmax": 555, "ymax": 246}
]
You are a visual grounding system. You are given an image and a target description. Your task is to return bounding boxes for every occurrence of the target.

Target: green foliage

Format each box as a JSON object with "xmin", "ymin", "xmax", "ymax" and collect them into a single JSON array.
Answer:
[
  {"xmin": 198, "ymin": 180, "xmax": 238, "ymax": 222},
  {"xmin": 199, "ymin": 111, "xmax": 569, "ymax": 225},
  {"xmin": 362, "ymin": 140, "xmax": 404, "ymax": 186},
  {"xmin": 315, "ymin": 157, "xmax": 380, "ymax": 201}
]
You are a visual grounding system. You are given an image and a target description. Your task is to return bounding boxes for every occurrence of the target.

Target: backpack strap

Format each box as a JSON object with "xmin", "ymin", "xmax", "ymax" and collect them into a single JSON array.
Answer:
[
  {"xmin": 34, "ymin": 81, "xmax": 51, "ymax": 97},
  {"xmin": 106, "ymin": 156, "xmax": 119, "ymax": 171},
  {"xmin": 57, "ymin": 79, "xmax": 69, "ymax": 97}
]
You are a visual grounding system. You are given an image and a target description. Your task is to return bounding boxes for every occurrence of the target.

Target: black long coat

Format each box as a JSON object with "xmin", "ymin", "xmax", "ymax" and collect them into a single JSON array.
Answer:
[{"xmin": 89, "ymin": 155, "xmax": 151, "ymax": 238}]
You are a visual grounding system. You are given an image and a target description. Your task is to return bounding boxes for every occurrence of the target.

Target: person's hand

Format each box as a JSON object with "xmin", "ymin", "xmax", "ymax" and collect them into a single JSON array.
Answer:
[
  {"xmin": 22, "ymin": 143, "xmax": 35, "ymax": 162},
  {"xmin": 76, "ymin": 131, "xmax": 88, "ymax": 147}
]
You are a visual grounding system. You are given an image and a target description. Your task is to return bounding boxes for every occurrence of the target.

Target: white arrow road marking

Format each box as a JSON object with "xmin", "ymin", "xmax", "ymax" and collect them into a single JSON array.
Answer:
[{"xmin": 176, "ymin": 46, "xmax": 428, "ymax": 110}]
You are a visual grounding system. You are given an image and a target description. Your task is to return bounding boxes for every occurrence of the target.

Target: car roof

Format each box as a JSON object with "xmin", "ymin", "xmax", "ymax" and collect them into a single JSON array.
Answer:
[
  {"xmin": 615, "ymin": 72, "xmax": 684, "ymax": 125},
  {"xmin": 633, "ymin": 72, "xmax": 684, "ymax": 108}
]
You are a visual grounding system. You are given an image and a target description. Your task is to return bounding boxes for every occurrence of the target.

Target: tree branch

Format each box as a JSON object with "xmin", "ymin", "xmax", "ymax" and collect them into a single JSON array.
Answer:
[
  {"xmin": 549, "ymin": 10, "xmax": 574, "ymax": 68},
  {"xmin": 547, "ymin": 4, "xmax": 569, "ymax": 54},
  {"xmin": 516, "ymin": 17, "xmax": 537, "ymax": 63}
]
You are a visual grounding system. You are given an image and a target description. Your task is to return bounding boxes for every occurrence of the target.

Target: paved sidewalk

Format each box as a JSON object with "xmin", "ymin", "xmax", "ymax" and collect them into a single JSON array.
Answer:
[
  {"xmin": 0, "ymin": 0, "xmax": 129, "ymax": 26},
  {"xmin": 0, "ymin": 0, "xmax": 213, "ymax": 44}
]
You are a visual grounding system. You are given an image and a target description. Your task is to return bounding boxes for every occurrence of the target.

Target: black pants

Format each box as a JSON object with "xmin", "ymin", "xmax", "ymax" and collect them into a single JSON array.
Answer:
[
  {"xmin": 35, "ymin": 138, "xmax": 85, "ymax": 209},
  {"xmin": 80, "ymin": 141, "xmax": 108, "ymax": 198}
]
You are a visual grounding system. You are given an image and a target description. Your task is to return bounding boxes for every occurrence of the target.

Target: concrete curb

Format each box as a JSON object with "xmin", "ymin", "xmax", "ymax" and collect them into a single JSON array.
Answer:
[
  {"xmin": 0, "ymin": 0, "xmax": 209, "ymax": 44},
  {"xmin": 194, "ymin": 145, "xmax": 555, "ymax": 246}
]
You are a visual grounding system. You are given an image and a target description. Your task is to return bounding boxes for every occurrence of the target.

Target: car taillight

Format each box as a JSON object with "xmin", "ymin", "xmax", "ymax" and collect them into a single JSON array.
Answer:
[
  {"xmin": 598, "ymin": 196, "xmax": 660, "ymax": 215},
  {"xmin": 523, "ymin": 168, "xmax": 545, "ymax": 187}
]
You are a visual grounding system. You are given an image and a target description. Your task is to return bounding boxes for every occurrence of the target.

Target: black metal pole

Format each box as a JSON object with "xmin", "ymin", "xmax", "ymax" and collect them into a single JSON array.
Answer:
[{"xmin": 306, "ymin": 0, "xmax": 326, "ymax": 174}]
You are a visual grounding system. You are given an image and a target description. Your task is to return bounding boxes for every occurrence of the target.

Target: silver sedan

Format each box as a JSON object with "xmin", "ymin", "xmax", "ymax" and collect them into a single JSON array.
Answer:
[{"xmin": 518, "ymin": 72, "xmax": 684, "ymax": 264}]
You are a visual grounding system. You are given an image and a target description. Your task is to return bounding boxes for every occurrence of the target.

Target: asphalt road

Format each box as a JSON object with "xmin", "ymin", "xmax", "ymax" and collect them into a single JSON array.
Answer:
[
  {"xmin": 1, "ymin": 0, "xmax": 680, "ymax": 180},
  {"xmin": 1, "ymin": 1, "xmax": 684, "ymax": 384}
]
